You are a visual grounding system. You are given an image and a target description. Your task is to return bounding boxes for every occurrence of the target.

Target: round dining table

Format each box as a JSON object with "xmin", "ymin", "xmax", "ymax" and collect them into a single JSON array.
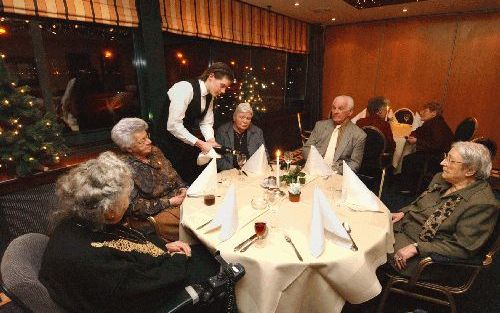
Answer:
[{"xmin": 180, "ymin": 168, "xmax": 394, "ymax": 313}]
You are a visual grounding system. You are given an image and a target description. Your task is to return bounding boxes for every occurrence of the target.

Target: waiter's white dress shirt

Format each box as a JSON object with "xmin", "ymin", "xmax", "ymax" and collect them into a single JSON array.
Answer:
[{"xmin": 166, "ymin": 80, "xmax": 215, "ymax": 145}]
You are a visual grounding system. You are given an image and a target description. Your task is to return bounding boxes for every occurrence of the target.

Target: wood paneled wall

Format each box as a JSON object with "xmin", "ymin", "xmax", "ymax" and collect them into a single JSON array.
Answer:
[{"xmin": 323, "ymin": 12, "xmax": 500, "ymax": 167}]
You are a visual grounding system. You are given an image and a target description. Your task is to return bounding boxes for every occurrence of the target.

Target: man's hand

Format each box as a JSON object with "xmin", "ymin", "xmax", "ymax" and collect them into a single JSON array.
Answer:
[
  {"xmin": 391, "ymin": 212, "xmax": 405, "ymax": 224},
  {"xmin": 206, "ymin": 138, "xmax": 221, "ymax": 148},
  {"xmin": 166, "ymin": 241, "xmax": 192, "ymax": 257},
  {"xmin": 406, "ymin": 136, "xmax": 417, "ymax": 144},
  {"xmin": 394, "ymin": 244, "xmax": 418, "ymax": 270},
  {"xmin": 195, "ymin": 140, "xmax": 214, "ymax": 154}
]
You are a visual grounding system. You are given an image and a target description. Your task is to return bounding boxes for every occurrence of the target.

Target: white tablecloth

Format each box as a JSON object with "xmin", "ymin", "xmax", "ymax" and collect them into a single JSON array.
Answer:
[{"xmin": 181, "ymin": 169, "xmax": 394, "ymax": 313}]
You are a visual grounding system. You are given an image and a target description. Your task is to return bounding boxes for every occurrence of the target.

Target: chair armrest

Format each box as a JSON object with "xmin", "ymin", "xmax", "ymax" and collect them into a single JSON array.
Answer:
[
  {"xmin": 408, "ymin": 254, "xmax": 483, "ymax": 286},
  {"xmin": 428, "ymin": 253, "xmax": 483, "ymax": 267}
]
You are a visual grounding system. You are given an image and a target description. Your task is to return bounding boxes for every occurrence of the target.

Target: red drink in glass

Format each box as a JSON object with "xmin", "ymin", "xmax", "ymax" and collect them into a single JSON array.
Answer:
[{"xmin": 254, "ymin": 222, "xmax": 267, "ymax": 237}]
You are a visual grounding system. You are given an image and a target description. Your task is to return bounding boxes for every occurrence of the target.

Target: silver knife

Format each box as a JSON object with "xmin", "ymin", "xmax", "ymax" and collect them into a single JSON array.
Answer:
[
  {"xmin": 233, "ymin": 234, "xmax": 257, "ymax": 252},
  {"xmin": 196, "ymin": 219, "xmax": 213, "ymax": 230},
  {"xmin": 240, "ymin": 237, "xmax": 258, "ymax": 252}
]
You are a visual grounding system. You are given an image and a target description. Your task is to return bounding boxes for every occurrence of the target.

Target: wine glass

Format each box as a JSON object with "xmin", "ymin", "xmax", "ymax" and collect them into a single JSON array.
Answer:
[
  {"xmin": 283, "ymin": 151, "xmax": 293, "ymax": 172},
  {"xmin": 236, "ymin": 153, "xmax": 247, "ymax": 175},
  {"xmin": 403, "ymin": 114, "xmax": 410, "ymax": 124},
  {"xmin": 254, "ymin": 221, "xmax": 268, "ymax": 247}
]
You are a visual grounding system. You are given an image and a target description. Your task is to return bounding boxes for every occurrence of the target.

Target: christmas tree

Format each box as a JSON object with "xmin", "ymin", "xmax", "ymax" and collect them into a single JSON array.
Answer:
[
  {"xmin": 0, "ymin": 58, "xmax": 68, "ymax": 176},
  {"xmin": 236, "ymin": 67, "xmax": 267, "ymax": 116},
  {"xmin": 214, "ymin": 66, "xmax": 267, "ymax": 124}
]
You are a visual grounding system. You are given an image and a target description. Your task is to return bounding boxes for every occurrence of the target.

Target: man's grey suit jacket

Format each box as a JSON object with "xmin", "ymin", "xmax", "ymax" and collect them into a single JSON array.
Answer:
[{"xmin": 302, "ymin": 119, "xmax": 366, "ymax": 172}]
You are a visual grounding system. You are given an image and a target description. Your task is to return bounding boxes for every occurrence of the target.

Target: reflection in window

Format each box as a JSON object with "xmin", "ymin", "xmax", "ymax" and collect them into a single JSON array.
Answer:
[
  {"xmin": 286, "ymin": 53, "xmax": 308, "ymax": 112},
  {"xmin": 0, "ymin": 17, "xmax": 140, "ymax": 134},
  {"xmin": 41, "ymin": 22, "xmax": 139, "ymax": 133}
]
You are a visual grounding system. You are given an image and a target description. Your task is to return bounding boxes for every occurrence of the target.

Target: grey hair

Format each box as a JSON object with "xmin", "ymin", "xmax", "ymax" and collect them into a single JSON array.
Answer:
[
  {"xmin": 233, "ymin": 102, "xmax": 254, "ymax": 119},
  {"xmin": 333, "ymin": 95, "xmax": 354, "ymax": 111},
  {"xmin": 111, "ymin": 118, "xmax": 149, "ymax": 150},
  {"xmin": 52, "ymin": 151, "xmax": 133, "ymax": 231},
  {"xmin": 452, "ymin": 141, "xmax": 492, "ymax": 180}
]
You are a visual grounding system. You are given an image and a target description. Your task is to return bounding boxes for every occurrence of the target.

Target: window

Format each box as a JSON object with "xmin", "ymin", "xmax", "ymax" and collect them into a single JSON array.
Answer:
[{"xmin": 0, "ymin": 16, "xmax": 140, "ymax": 138}]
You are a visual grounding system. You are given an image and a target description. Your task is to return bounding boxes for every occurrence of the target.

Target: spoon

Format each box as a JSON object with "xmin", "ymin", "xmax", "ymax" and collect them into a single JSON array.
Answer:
[{"xmin": 342, "ymin": 222, "xmax": 358, "ymax": 251}]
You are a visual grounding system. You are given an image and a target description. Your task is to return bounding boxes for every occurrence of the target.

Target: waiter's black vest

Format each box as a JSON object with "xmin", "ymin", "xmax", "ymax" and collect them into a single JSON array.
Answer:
[{"xmin": 156, "ymin": 79, "xmax": 212, "ymax": 184}]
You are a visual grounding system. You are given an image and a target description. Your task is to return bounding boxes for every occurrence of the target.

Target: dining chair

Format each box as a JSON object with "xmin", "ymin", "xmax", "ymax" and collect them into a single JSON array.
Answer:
[
  {"xmin": 472, "ymin": 137, "xmax": 497, "ymax": 159},
  {"xmin": 454, "ymin": 117, "xmax": 478, "ymax": 142},
  {"xmin": 1, "ymin": 233, "xmax": 66, "ymax": 312},
  {"xmin": 377, "ymin": 221, "xmax": 500, "ymax": 313},
  {"xmin": 358, "ymin": 126, "xmax": 391, "ymax": 198},
  {"xmin": 394, "ymin": 108, "xmax": 415, "ymax": 125},
  {"xmin": 297, "ymin": 112, "xmax": 312, "ymax": 145}
]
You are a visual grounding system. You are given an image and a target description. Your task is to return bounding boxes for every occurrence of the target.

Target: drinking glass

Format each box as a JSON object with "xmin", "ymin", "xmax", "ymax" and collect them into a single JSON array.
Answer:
[
  {"xmin": 236, "ymin": 154, "xmax": 247, "ymax": 175},
  {"xmin": 254, "ymin": 221, "xmax": 267, "ymax": 247},
  {"xmin": 283, "ymin": 151, "xmax": 293, "ymax": 171}
]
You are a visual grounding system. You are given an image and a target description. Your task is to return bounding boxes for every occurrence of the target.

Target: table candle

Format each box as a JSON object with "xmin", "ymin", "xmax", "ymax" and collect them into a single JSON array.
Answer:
[{"xmin": 276, "ymin": 149, "xmax": 281, "ymax": 187}]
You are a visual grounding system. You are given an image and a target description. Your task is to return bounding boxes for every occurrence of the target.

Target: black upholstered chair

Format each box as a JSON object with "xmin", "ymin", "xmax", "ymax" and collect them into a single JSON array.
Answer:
[
  {"xmin": 454, "ymin": 117, "xmax": 478, "ymax": 142},
  {"xmin": 1, "ymin": 233, "xmax": 65, "ymax": 312},
  {"xmin": 377, "ymin": 221, "xmax": 500, "ymax": 313},
  {"xmin": 472, "ymin": 137, "xmax": 497, "ymax": 159},
  {"xmin": 359, "ymin": 126, "xmax": 391, "ymax": 197},
  {"xmin": 394, "ymin": 108, "xmax": 415, "ymax": 125}
]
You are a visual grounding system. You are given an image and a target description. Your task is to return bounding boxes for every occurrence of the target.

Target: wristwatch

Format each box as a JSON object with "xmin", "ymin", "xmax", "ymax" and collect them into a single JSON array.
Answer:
[{"xmin": 412, "ymin": 242, "xmax": 419, "ymax": 254}]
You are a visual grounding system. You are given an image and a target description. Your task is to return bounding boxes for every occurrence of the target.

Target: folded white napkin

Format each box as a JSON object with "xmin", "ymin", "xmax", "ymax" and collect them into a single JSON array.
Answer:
[
  {"xmin": 310, "ymin": 187, "xmax": 352, "ymax": 257},
  {"xmin": 204, "ymin": 184, "xmax": 238, "ymax": 241},
  {"xmin": 351, "ymin": 108, "xmax": 366, "ymax": 123},
  {"xmin": 187, "ymin": 159, "xmax": 217, "ymax": 197},
  {"xmin": 411, "ymin": 112, "xmax": 423, "ymax": 131},
  {"xmin": 342, "ymin": 161, "xmax": 381, "ymax": 212},
  {"xmin": 197, "ymin": 148, "xmax": 221, "ymax": 166},
  {"xmin": 303, "ymin": 146, "xmax": 334, "ymax": 176},
  {"xmin": 242, "ymin": 144, "xmax": 268, "ymax": 175}
]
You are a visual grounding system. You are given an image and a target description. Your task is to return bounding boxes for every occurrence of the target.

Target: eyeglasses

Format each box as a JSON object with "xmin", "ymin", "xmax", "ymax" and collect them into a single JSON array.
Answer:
[
  {"xmin": 442, "ymin": 153, "xmax": 464, "ymax": 165},
  {"xmin": 137, "ymin": 133, "xmax": 151, "ymax": 145}
]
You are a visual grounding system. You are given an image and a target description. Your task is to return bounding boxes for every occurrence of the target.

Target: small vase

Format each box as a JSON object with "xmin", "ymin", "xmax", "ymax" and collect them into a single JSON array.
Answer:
[{"xmin": 288, "ymin": 192, "xmax": 300, "ymax": 202}]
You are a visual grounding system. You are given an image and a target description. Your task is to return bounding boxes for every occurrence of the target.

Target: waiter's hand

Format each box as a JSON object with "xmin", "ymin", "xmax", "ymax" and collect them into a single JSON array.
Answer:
[
  {"xmin": 195, "ymin": 140, "xmax": 213, "ymax": 154},
  {"xmin": 206, "ymin": 139, "xmax": 221, "ymax": 148}
]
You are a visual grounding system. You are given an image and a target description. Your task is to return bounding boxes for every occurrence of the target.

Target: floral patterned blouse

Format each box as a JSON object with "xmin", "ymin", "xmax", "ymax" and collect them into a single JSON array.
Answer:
[{"xmin": 123, "ymin": 146, "xmax": 187, "ymax": 218}]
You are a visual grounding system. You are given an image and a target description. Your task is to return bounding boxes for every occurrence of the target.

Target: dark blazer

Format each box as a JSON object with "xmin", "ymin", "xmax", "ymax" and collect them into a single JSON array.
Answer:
[
  {"xmin": 393, "ymin": 173, "xmax": 499, "ymax": 277},
  {"xmin": 215, "ymin": 122, "xmax": 267, "ymax": 171},
  {"xmin": 302, "ymin": 119, "xmax": 367, "ymax": 172},
  {"xmin": 410, "ymin": 115, "xmax": 454, "ymax": 154}
]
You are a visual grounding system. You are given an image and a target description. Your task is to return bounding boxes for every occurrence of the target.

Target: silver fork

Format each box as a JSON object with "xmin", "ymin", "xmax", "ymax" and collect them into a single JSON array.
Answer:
[{"xmin": 284, "ymin": 234, "xmax": 303, "ymax": 261}]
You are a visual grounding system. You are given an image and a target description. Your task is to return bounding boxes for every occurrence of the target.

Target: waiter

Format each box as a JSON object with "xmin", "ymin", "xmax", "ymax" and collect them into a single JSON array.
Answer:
[{"xmin": 158, "ymin": 62, "xmax": 234, "ymax": 184}]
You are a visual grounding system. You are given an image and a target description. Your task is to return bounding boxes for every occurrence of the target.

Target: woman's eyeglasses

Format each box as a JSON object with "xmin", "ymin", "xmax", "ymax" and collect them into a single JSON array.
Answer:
[{"xmin": 442, "ymin": 153, "xmax": 464, "ymax": 165}]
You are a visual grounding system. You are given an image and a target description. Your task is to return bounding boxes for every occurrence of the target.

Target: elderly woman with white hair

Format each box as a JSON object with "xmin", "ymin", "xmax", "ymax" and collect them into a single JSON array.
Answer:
[
  {"xmin": 111, "ymin": 118, "xmax": 187, "ymax": 242},
  {"xmin": 215, "ymin": 102, "xmax": 267, "ymax": 171},
  {"xmin": 39, "ymin": 152, "xmax": 223, "ymax": 312},
  {"xmin": 390, "ymin": 141, "xmax": 499, "ymax": 277}
]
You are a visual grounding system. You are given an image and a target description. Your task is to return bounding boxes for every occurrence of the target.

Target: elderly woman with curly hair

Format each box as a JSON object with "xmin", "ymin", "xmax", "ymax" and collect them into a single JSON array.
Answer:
[
  {"xmin": 390, "ymin": 141, "xmax": 499, "ymax": 277},
  {"xmin": 39, "ymin": 152, "xmax": 223, "ymax": 312},
  {"xmin": 111, "ymin": 118, "xmax": 187, "ymax": 242}
]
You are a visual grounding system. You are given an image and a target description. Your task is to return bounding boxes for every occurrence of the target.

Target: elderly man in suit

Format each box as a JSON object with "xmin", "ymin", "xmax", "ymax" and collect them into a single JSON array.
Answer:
[
  {"xmin": 303, "ymin": 95, "xmax": 366, "ymax": 173},
  {"xmin": 215, "ymin": 102, "xmax": 267, "ymax": 171}
]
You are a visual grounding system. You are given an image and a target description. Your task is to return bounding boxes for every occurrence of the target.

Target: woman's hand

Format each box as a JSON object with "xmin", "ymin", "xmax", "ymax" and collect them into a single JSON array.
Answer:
[
  {"xmin": 166, "ymin": 241, "xmax": 192, "ymax": 257},
  {"xmin": 394, "ymin": 244, "xmax": 418, "ymax": 271},
  {"xmin": 169, "ymin": 189, "xmax": 187, "ymax": 206},
  {"xmin": 391, "ymin": 212, "xmax": 405, "ymax": 224}
]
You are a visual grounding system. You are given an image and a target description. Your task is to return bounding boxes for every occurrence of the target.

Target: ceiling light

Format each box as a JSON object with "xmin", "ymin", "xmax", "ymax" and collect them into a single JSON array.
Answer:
[
  {"xmin": 402, "ymin": 8, "xmax": 408, "ymax": 12},
  {"xmin": 331, "ymin": 18, "xmax": 336, "ymax": 21},
  {"xmin": 294, "ymin": 2, "xmax": 300, "ymax": 6}
]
